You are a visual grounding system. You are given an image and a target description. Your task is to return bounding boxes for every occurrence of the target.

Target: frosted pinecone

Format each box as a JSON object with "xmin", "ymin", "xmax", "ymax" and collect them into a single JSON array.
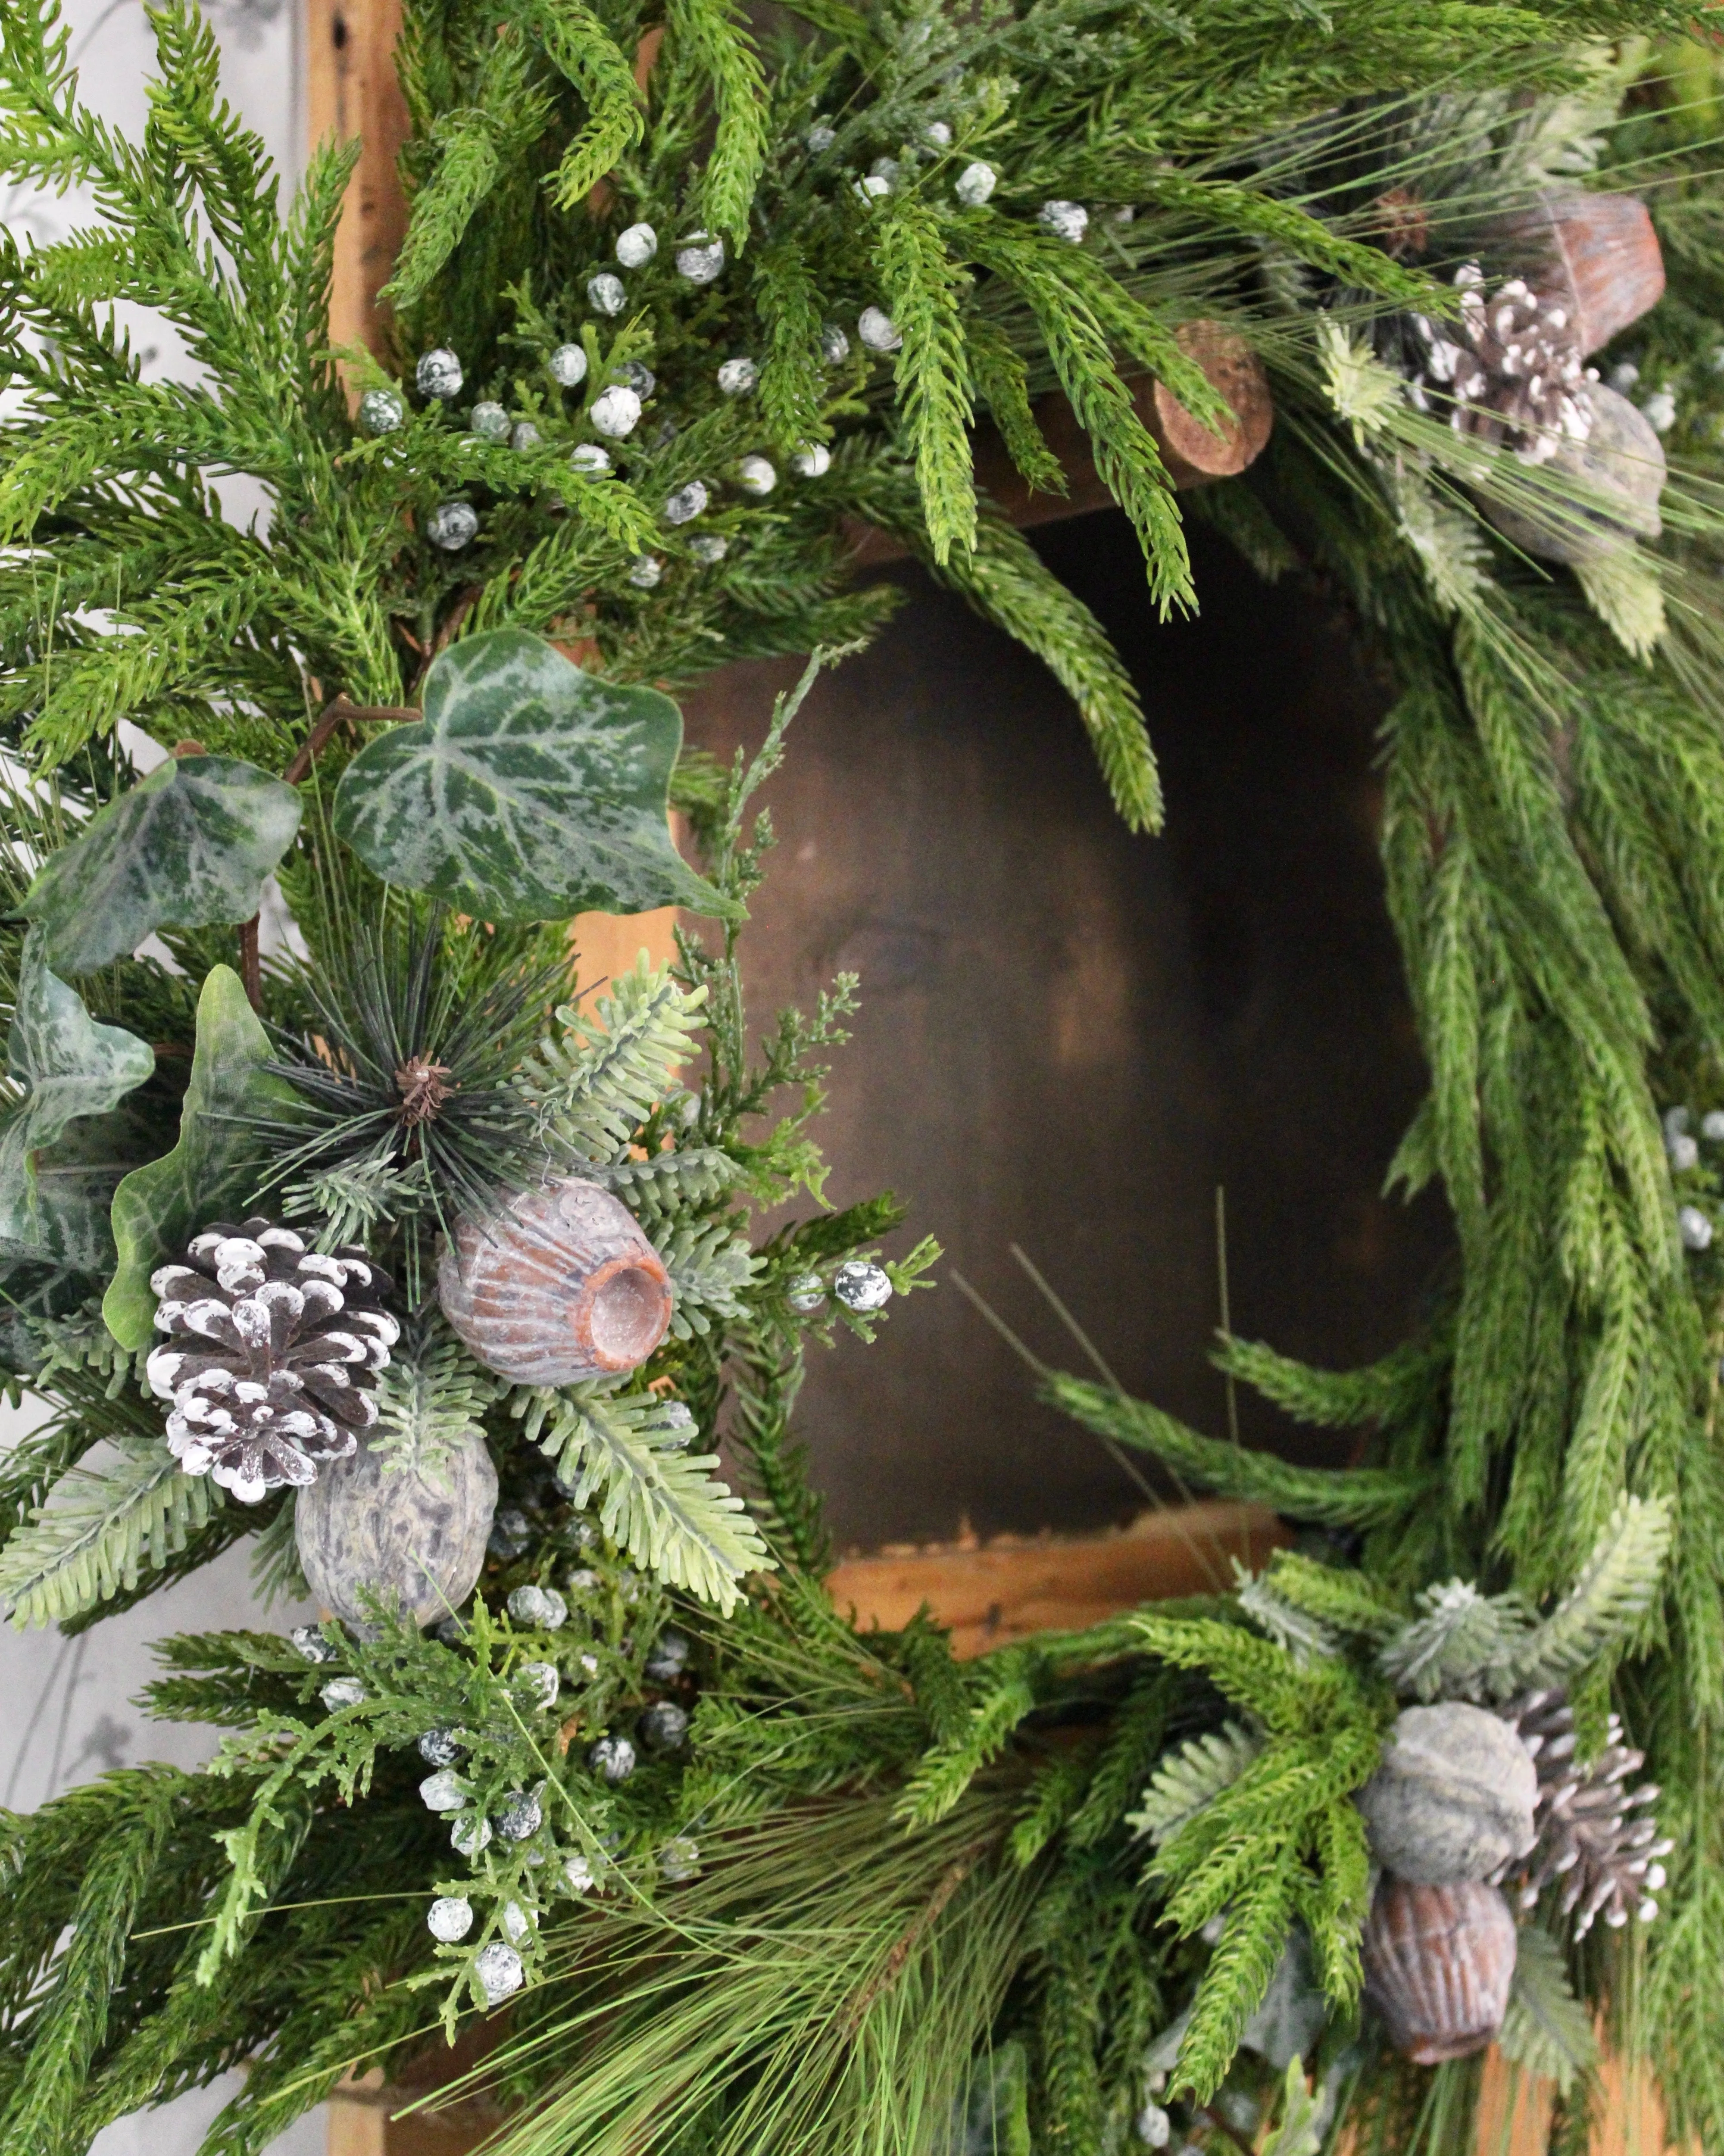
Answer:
[
  {"xmin": 146, "ymin": 1219, "xmax": 399, "ymax": 1503},
  {"xmin": 1496, "ymin": 1689, "xmax": 1672, "ymax": 1936},
  {"xmin": 1412, "ymin": 264, "xmax": 1595, "ymax": 466}
]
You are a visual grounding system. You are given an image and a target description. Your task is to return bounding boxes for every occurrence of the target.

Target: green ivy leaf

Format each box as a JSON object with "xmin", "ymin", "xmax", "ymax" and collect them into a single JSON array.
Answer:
[
  {"xmin": 19, "ymin": 755, "xmax": 303, "ymax": 975},
  {"xmin": 331, "ymin": 630, "xmax": 732, "ymax": 923},
  {"xmin": 103, "ymin": 967, "xmax": 304, "ymax": 1350},
  {"xmin": 0, "ymin": 942, "xmax": 154, "ymax": 1271}
]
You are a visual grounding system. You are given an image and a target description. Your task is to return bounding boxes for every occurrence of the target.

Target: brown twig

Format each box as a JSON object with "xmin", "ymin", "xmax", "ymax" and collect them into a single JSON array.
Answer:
[
  {"xmin": 284, "ymin": 696, "xmax": 418, "ymax": 786},
  {"xmin": 237, "ymin": 914, "xmax": 262, "ymax": 1014},
  {"xmin": 840, "ymin": 1854, "xmax": 976, "ymax": 2035}
]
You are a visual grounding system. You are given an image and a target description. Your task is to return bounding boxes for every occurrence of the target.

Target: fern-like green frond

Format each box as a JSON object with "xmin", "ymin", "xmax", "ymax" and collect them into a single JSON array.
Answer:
[
  {"xmin": 1127, "ymin": 1721, "xmax": 1263, "ymax": 1847},
  {"xmin": 1497, "ymin": 1494, "xmax": 1674, "ymax": 1696},
  {"xmin": 652, "ymin": 1215, "xmax": 759, "ymax": 1337},
  {"xmin": 520, "ymin": 1383, "xmax": 770, "ymax": 1610},
  {"xmin": 519, "ymin": 959, "xmax": 707, "ymax": 1162},
  {"xmin": 0, "ymin": 1438, "xmax": 219, "ymax": 1629},
  {"xmin": 368, "ymin": 1312, "xmax": 498, "ymax": 1483},
  {"xmin": 1498, "ymin": 1924, "xmax": 1598, "ymax": 2096}
]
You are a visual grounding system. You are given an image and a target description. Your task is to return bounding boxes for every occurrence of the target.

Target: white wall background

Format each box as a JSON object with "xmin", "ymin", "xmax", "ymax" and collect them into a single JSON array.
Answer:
[{"xmin": 2, "ymin": 4, "xmax": 330, "ymax": 2150}]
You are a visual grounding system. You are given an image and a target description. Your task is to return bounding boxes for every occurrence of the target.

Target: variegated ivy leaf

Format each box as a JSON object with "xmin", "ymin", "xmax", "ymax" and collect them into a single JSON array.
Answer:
[
  {"xmin": 0, "ymin": 941, "xmax": 154, "ymax": 1271},
  {"xmin": 331, "ymin": 630, "xmax": 732, "ymax": 924},
  {"xmin": 103, "ymin": 966, "xmax": 305, "ymax": 1349},
  {"xmin": 20, "ymin": 755, "xmax": 303, "ymax": 975}
]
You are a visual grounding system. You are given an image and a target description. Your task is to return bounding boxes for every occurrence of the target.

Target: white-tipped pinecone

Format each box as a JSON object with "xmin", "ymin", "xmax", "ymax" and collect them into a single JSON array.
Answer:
[
  {"xmin": 1496, "ymin": 1689, "xmax": 1672, "ymax": 1936},
  {"xmin": 1413, "ymin": 263, "xmax": 1594, "ymax": 466},
  {"xmin": 146, "ymin": 1218, "xmax": 400, "ymax": 1504}
]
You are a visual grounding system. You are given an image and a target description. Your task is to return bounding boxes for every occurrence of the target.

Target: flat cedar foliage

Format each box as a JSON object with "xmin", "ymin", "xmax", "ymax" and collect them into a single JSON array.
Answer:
[{"xmin": 1, "ymin": 0, "xmax": 1724, "ymax": 2152}]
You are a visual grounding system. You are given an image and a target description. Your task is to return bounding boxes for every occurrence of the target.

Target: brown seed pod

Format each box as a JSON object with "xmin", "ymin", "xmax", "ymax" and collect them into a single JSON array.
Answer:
[
  {"xmin": 1495, "ymin": 189, "xmax": 1665, "ymax": 357},
  {"xmin": 438, "ymin": 1176, "xmax": 673, "ymax": 1384},
  {"xmin": 295, "ymin": 1426, "xmax": 498, "ymax": 1631},
  {"xmin": 1362, "ymin": 1878, "xmax": 1518, "ymax": 2064}
]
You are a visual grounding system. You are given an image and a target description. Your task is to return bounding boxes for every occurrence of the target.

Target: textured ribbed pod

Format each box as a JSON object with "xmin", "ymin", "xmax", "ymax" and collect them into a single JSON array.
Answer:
[
  {"xmin": 1498, "ymin": 188, "xmax": 1665, "ymax": 357},
  {"xmin": 295, "ymin": 1427, "xmax": 498, "ymax": 1632},
  {"xmin": 1362, "ymin": 1878, "xmax": 1518, "ymax": 2064},
  {"xmin": 438, "ymin": 1176, "xmax": 673, "ymax": 1384}
]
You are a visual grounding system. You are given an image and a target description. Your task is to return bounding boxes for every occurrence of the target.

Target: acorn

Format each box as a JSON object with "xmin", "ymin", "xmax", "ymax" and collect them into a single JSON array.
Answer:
[
  {"xmin": 1362, "ymin": 1878, "xmax": 1518, "ymax": 2064},
  {"xmin": 295, "ymin": 1426, "xmax": 498, "ymax": 1632},
  {"xmin": 1355, "ymin": 1703, "xmax": 1539, "ymax": 1886},
  {"xmin": 438, "ymin": 1177, "xmax": 673, "ymax": 1385},
  {"xmin": 1484, "ymin": 382, "xmax": 1665, "ymax": 564}
]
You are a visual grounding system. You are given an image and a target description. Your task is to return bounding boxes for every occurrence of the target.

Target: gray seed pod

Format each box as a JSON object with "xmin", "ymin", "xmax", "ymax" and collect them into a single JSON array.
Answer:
[
  {"xmin": 858, "ymin": 306, "xmax": 902, "ymax": 354},
  {"xmin": 675, "ymin": 233, "xmax": 725, "ymax": 284},
  {"xmin": 295, "ymin": 1426, "xmax": 498, "ymax": 1633},
  {"xmin": 1356, "ymin": 1702, "xmax": 1538, "ymax": 1885},
  {"xmin": 688, "ymin": 534, "xmax": 728, "ymax": 563},
  {"xmin": 1038, "ymin": 199, "xmax": 1089, "ymax": 243},
  {"xmin": 290, "ymin": 1624, "xmax": 338, "ymax": 1664},
  {"xmin": 320, "ymin": 1676, "xmax": 366, "ymax": 1710},
  {"xmin": 645, "ymin": 1626, "xmax": 691, "ymax": 1682},
  {"xmin": 589, "ymin": 1733, "xmax": 637, "ymax": 1783},
  {"xmin": 590, "ymin": 385, "xmax": 643, "ymax": 438},
  {"xmin": 587, "ymin": 271, "xmax": 627, "ymax": 316},
  {"xmin": 717, "ymin": 357, "xmax": 759, "ymax": 396},
  {"xmin": 418, "ymin": 1727, "xmax": 463, "ymax": 1768},
  {"xmin": 664, "ymin": 482, "xmax": 709, "ymax": 525},
  {"xmin": 470, "ymin": 401, "xmax": 510, "ymax": 441}
]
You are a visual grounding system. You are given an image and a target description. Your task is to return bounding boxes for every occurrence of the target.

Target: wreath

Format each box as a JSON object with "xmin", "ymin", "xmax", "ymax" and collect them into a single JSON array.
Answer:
[{"xmin": 0, "ymin": 3, "xmax": 1721, "ymax": 2153}]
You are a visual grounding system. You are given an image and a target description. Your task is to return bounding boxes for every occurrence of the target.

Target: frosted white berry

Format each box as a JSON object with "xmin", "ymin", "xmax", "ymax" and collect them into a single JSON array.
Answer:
[
  {"xmin": 736, "ymin": 455, "xmax": 777, "ymax": 496},
  {"xmin": 792, "ymin": 443, "xmax": 831, "ymax": 477},
  {"xmin": 1038, "ymin": 199, "xmax": 1089, "ymax": 243},
  {"xmin": 415, "ymin": 347, "xmax": 463, "ymax": 399},
  {"xmin": 675, "ymin": 233, "xmax": 725, "ymax": 284},
  {"xmin": 954, "ymin": 161, "xmax": 996, "ymax": 207},
  {"xmin": 858, "ymin": 306, "xmax": 902, "ymax": 353},
  {"xmin": 589, "ymin": 385, "xmax": 642, "ymax": 437},
  {"xmin": 474, "ymin": 1943, "xmax": 524, "ymax": 2002},
  {"xmin": 549, "ymin": 343, "xmax": 589, "ymax": 387},
  {"xmin": 717, "ymin": 357, "xmax": 759, "ymax": 396},
  {"xmin": 587, "ymin": 271, "xmax": 627, "ymax": 316},
  {"xmin": 615, "ymin": 222, "xmax": 658, "ymax": 267},
  {"xmin": 428, "ymin": 1897, "xmax": 473, "ymax": 1942},
  {"xmin": 427, "ymin": 501, "xmax": 478, "ymax": 550}
]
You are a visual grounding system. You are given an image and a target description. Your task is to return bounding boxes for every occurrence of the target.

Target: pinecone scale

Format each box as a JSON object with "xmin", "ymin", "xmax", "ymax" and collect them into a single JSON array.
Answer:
[
  {"xmin": 1496, "ymin": 1688, "xmax": 1673, "ymax": 1936},
  {"xmin": 146, "ymin": 1219, "xmax": 400, "ymax": 1504}
]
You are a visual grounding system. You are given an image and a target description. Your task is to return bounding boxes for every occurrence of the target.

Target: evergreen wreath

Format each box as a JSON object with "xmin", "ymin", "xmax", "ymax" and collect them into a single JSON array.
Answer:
[{"xmin": 0, "ymin": 3, "xmax": 1723, "ymax": 2153}]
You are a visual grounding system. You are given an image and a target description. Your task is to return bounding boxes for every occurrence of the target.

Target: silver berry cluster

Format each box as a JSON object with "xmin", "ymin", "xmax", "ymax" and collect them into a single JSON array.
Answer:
[{"xmin": 147, "ymin": 1220, "xmax": 398, "ymax": 1504}]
